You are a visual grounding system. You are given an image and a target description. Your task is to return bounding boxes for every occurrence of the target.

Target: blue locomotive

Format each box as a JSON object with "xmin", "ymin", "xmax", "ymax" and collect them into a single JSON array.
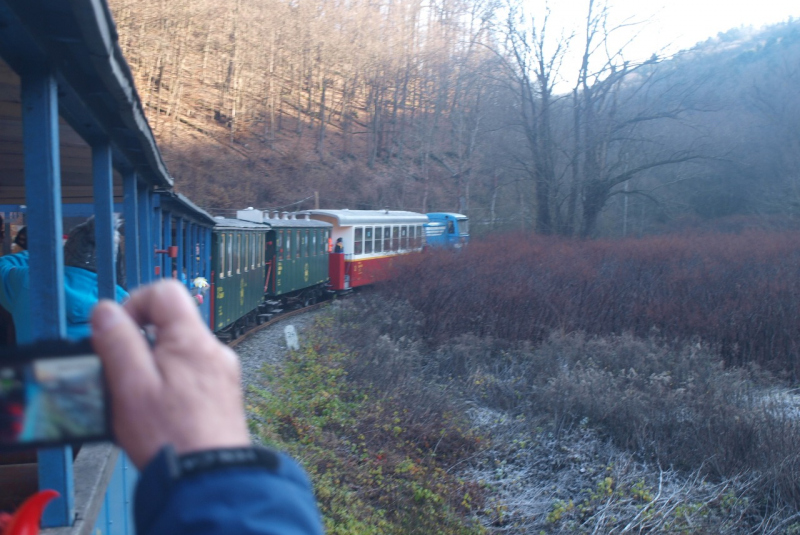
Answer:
[{"xmin": 424, "ymin": 213, "xmax": 470, "ymax": 249}]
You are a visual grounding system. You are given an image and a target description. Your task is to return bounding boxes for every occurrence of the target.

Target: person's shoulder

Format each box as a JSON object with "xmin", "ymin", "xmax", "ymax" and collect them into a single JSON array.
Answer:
[{"xmin": 0, "ymin": 251, "xmax": 30, "ymax": 273}]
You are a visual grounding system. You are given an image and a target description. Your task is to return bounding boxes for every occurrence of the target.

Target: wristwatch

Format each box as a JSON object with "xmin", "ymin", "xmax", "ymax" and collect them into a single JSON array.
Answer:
[{"xmin": 163, "ymin": 444, "xmax": 281, "ymax": 481}]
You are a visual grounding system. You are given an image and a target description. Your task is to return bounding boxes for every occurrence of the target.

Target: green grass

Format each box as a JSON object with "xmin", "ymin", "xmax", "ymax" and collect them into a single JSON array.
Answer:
[{"xmin": 247, "ymin": 315, "xmax": 485, "ymax": 535}]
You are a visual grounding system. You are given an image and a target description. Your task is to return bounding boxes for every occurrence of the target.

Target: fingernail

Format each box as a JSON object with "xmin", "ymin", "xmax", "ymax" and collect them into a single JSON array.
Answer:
[{"xmin": 92, "ymin": 301, "xmax": 125, "ymax": 334}]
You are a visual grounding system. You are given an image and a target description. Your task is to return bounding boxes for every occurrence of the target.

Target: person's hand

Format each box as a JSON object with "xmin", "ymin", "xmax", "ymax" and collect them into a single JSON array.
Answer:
[{"xmin": 90, "ymin": 279, "xmax": 250, "ymax": 469}]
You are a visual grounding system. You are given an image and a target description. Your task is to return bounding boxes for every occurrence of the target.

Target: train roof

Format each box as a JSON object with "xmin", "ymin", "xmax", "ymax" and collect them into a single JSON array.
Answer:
[
  {"xmin": 213, "ymin": 215, "xmax": 331, "ymax": 230},
  {"xmin": 298, "ymin": 209, "xmax": 429, "ymax": 226},
  {"xmin": 213, "ymin": 217, "xmax": 270, "ymax": 230},
  {"xmin": 236, "ymin": 208, "xmax": 332, "ymax": 228},
  {"xmin": 0, "ymin": 0, "xmax": 173, "ymax": 201},
  {"xmin": 427, "ymin": 212, "xmax": 468, "ymax": 219},
  {"xmin": 264, "ymin": 216, "xmax": 332, "ymax": 228},
  {"xmin": 158, "ymin": 191, "xmax": 217, "ymax": 227}
]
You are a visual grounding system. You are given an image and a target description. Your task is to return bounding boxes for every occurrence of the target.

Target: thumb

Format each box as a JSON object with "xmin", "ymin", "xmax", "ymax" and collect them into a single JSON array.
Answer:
[{"xmin": 91, "ymin": 300, "xmax": 161, "ymax": 399}]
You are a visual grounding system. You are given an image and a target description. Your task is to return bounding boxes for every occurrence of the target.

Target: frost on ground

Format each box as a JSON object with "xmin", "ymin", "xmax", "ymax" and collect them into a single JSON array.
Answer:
[{"xmin": 461, "ymin": 407, "xmax": 769, "ymax": 534}]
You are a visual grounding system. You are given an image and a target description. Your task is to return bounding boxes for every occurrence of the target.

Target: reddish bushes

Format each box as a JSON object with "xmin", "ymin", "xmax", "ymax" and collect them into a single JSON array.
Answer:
[{"xmin": 391, "ymin": 230, "xmax": 800, "ymax": 375}]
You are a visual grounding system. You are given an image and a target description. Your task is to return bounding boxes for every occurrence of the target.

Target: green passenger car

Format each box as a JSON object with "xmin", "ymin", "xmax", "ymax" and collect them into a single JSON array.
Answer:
[
  {"xmin": 211, "ymin": 218, "xmax": 269, "ymax": 336},
  {"xmin": 210, "ymin": 213, "xmax": 333, "ymax": 337},
  {"xmin": 264, "ymin": 213, "xmax": 331, "ymax": 305}
]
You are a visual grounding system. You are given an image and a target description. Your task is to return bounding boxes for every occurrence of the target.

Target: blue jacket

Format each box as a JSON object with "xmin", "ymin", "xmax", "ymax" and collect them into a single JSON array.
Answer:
[
  {"xmin": 0, "ymin": 251, "xmax": 128, "ymax": 344},
  {"xmin": 135, "ymin": 448, "xmax": 324, "ymax": 535}
]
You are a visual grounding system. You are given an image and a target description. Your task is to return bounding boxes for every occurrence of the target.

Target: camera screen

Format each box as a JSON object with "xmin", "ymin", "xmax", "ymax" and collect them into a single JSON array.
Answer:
[{"xmin": 0, "ymin": 354, "xmax": 106, "ymax": 445}]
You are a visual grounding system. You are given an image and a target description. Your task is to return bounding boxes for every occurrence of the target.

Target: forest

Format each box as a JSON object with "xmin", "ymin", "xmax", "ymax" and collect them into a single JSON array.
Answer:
[{"xmin": 108, "ymin": 0, "xmax": 800, "ymax": 238}]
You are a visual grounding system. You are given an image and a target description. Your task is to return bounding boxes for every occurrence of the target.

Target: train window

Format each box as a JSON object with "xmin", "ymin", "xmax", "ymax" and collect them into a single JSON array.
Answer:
[
  {"xmin": 244, "ymin": 234, "xmax": 249, "ymax": 272},
  {"xmin": 354, "ymin": 227, "xmax": 363, "ymax": 255},
  {"xmin": 249, "ymin": 233, "xmax": 254, "ymax": 270},
  {"xmin": 384, "ymin": 226, "xmax": 391, "ymax": 251},
  {"xmin": 365, "ymin": 227, "xmax": 373, "ymax": 254},
  {"xmin": 300, "ymin": 230, "xmax": 308, "ymax": 257},
  {"xmin": 236, "ymin": 233, "xmax": 241, "ymax": 274},
  {"xmin": 227, "ymin": 233, "xmax": 233, "ymax": 277},
  {"xmin": 401, "ymin": 226, "xmax": 408, "ymax": 249},
  {"xmin": 375, "ymin": 227, "xmax": 383, "ymax": 253},
  {"xmin": 220, "ymin": 234, "xmax": 226, "ymax": 279},
  {"xmin": 392, "ymin": 226, "xmax": 399, "ymax": 251}
]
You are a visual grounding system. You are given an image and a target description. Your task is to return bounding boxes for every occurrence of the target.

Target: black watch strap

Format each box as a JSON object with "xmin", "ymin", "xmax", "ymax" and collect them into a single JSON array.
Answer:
[{"xmin": 164, "ymin": 444, "xmax": 281, "ymax": 481}]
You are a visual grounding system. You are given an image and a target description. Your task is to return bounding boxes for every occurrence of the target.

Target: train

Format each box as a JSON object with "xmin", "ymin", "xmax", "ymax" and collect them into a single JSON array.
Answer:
[{"xmin": 207, "ymin": 208, "xmax": 468, "ymax": 340}]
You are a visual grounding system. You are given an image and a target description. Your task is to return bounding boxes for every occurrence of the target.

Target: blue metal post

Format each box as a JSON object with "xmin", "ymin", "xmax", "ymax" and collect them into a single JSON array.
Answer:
[
  {"xmin": 204, "ymin": 227, "xmax": 211, "ymax": 279},
  {"xmin": 189, "ymin": 223, "xmax": 197, "ymax": 277},
  {"xmin": 162, "ymin": 211, "xmax": 172, "ymax": 279},
  {"xmin": 137, "ymin": 183, "xmax": 153, "ymax": 284},
  {"xmin": 152, "ymin": 194, "xmax": 161, "ymax": 279},
  {"xmin": 175, "ymin": 217, "xmax": 184, "ymax": 287},
  {"xmin": 186, "ymin": 222, "xmax": 197, "ymax": 278},
  {"xmin": 92, "ymin": 142, "xmax": 116, "ymax": 299},
  {"xmin": 123, "ymin": 173, "xmax": 141, "ymax": 289},
  {"xmin": 203, "ymin": 226, "xmax": 212, "ymax": 322},
  {"xmin": 183, "ymin": 223, "xmax": 191, "ymax": 285},
  {"xmin": 21, "ymin": 68, "xmax": 74, "ymax": 528},
  {"xmin": 198, "ymin": 227, "xmax": 210, "ymax": 280}
]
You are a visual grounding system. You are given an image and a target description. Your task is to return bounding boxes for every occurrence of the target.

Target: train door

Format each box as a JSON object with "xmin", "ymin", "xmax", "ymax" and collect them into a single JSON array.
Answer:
[{"xmin": 265, "ymin": 230, "xmax": 277, "ymax": 294}]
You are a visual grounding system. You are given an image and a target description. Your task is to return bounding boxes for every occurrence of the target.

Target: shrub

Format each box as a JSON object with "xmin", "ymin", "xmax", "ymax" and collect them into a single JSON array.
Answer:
[
  {"xmin": 330, "ymin": 296, "xmax": 800, "ymax": 529},
  {"xmin": 389, "ymin": 230, "xmax": 800, "ymax": 376}
]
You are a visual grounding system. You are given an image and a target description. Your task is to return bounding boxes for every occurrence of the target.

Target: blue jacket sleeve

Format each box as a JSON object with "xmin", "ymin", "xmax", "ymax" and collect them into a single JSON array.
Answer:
[
  {"xmin": 134, "ymin": 448, "xmax": 324, "ymax": 535},
  {"xmin": 0, "ymin": 251, "xmax": 29, "ymax": 313}
]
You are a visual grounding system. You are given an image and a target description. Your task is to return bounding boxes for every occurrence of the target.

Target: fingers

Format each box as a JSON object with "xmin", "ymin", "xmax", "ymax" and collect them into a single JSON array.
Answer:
[
  {"xmin": 91, "ymin": 299, "xmax": 160, "ymax": 385},
  {"xmin": 122, "ymin": 279, "xmax": 204, "ymax": 333}
]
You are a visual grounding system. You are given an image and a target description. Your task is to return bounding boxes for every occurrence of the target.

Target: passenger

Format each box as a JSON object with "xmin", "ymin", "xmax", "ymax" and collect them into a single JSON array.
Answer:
[
  {"xmin": 333, "ymin": 238, "xmax": 344, "ymax": 253},
  {"xmin": 0, "ymin": 217, "xmax": 128, "ymax": 344},
  {"xmin": 91, "ymin": 280, "xmax": 323, "ymax": 535},
  {"xmin": 12, "ymin": 226, "xmax": 26, "ymax": 252}
]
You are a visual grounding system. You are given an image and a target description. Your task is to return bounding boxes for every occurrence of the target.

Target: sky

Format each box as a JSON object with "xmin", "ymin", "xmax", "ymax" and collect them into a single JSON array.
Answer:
[
  {"xmin": 615, "ymin": 0, "xmax": 800, "ymax": 59},
  {"xmin": 524, "ymin": 0, "xmax": 800, "ymax": 88}
]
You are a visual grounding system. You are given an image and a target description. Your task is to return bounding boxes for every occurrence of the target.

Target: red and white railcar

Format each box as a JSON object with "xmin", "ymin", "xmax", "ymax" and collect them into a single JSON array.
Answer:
[{"xmin": 297, "ymin": 209, "xmax": 428, "ymax": 291}]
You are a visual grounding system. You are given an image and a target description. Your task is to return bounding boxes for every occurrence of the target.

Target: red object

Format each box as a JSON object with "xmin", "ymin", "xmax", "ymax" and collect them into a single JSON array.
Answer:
[
  {"xmin": 346, "ymin": 255, "xmax": 396, "ymax": 288},
  {"xmin": 2, "ymin": 490, "xmax": 59, "ymax": 535},
  {"xmin": 328, "ymin": 253, "xmax": 346, "ymax": 290},
  {"xmin": 328, "ymin": 253, "xmax": 402, "ymax": 291},
  {"xmin": 154, "ymin": 246, "xmax": 179, "ymax": 258}
]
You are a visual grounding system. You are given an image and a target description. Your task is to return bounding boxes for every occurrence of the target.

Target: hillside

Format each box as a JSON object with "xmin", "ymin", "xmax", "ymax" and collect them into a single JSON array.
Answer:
[{"xmin": 108, "ymin": 0, "xmax": 800, "ymax": 236}]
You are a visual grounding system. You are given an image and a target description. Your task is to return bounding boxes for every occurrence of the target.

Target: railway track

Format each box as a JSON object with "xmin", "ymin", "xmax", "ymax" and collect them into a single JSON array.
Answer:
[{"xmin": 228, "ymin": 300, "xmax": 330, "ymax": 349}]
